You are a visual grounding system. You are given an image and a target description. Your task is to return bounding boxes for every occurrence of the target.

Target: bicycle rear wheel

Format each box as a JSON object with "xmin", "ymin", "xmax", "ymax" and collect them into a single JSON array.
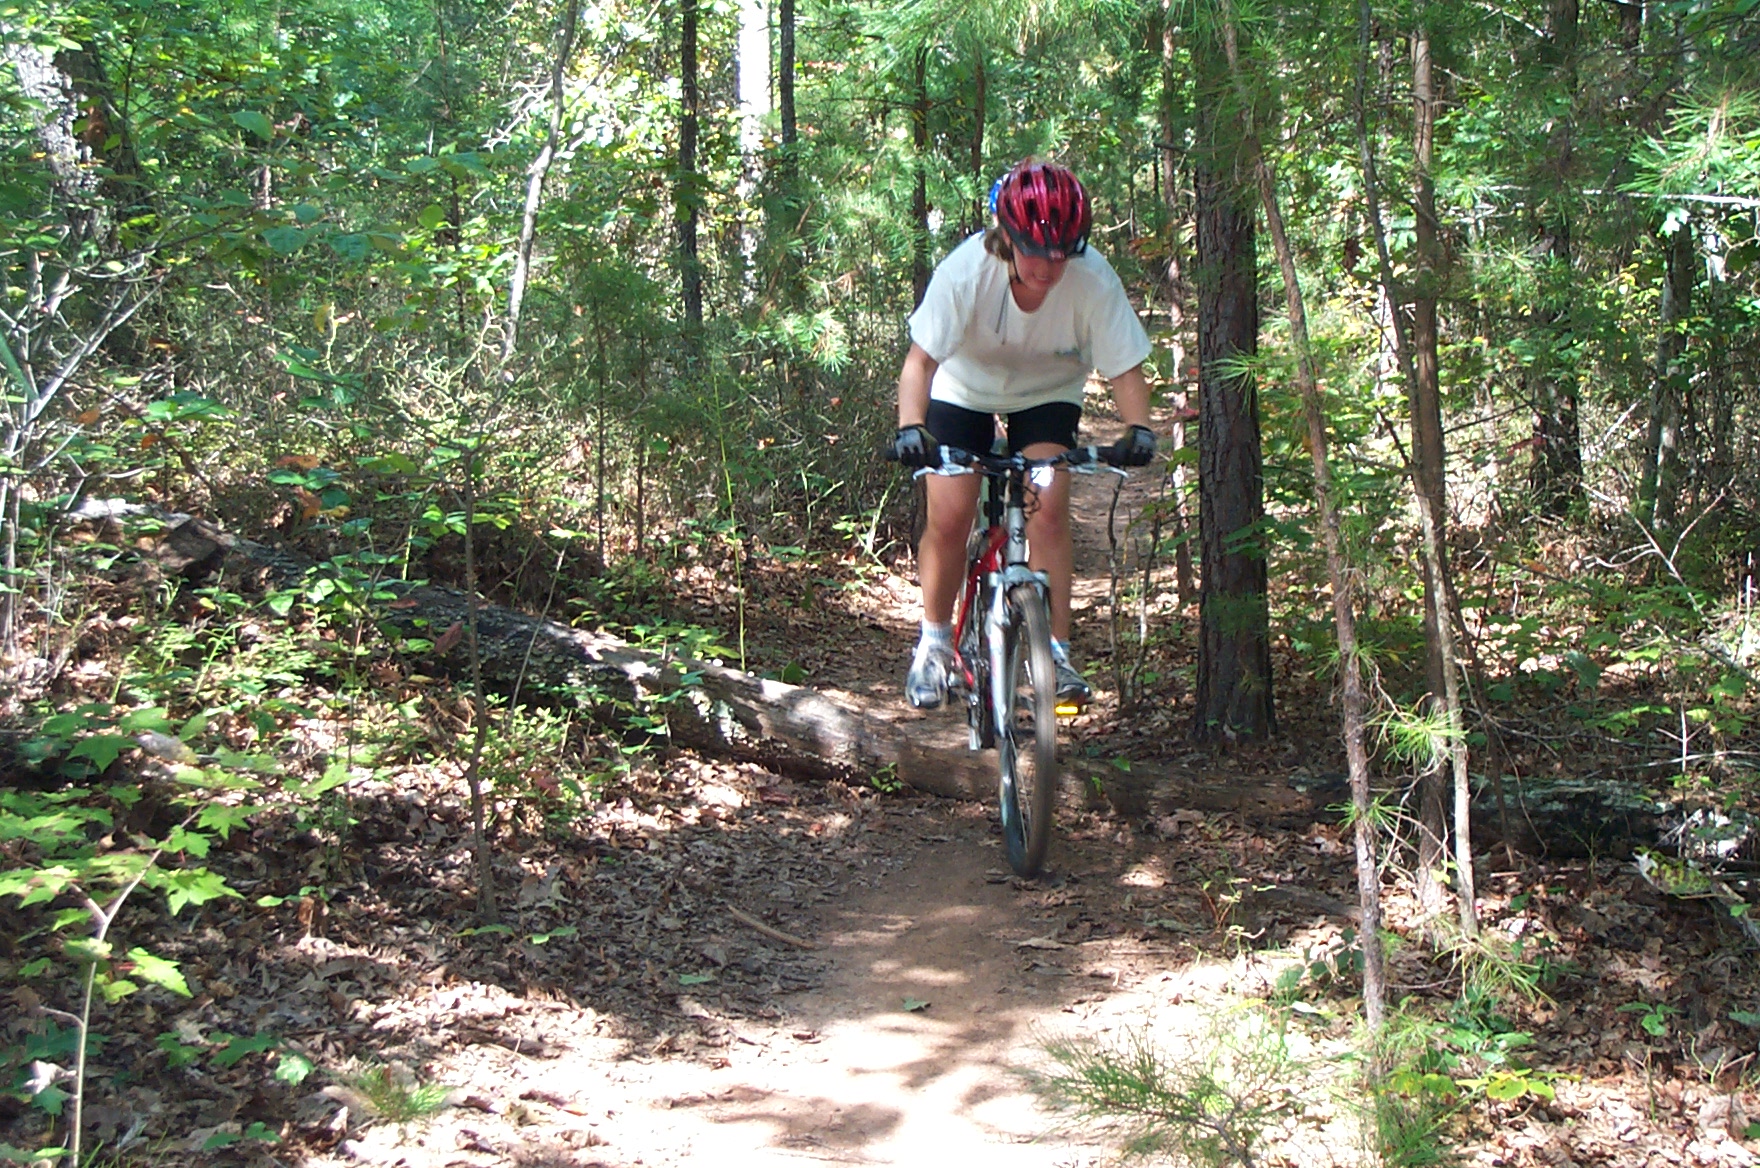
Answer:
[{"xmin": 997, "ymin": 582, "xmax": 1059, "ymax": 876}]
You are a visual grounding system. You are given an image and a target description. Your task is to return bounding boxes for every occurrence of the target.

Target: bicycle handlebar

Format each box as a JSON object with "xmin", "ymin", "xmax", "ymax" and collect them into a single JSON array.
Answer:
[{"xmin": 881, "ymin": 443, "xmax": 1127, "ymax": 471}]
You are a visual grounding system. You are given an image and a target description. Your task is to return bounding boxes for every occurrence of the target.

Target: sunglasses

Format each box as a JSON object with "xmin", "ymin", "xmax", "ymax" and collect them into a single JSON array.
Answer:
[{"xmin": 1005, "ymin": 223, "xmax": 1087, "ymax": 261}]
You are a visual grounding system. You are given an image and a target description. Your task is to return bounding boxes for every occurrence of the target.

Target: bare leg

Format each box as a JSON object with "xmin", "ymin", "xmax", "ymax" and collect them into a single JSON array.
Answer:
[
  {"xmin": 918, "ymin": 473, "xmax": 981, "ymax": 623},
  {"xmin": 1019, "ymin": 441, "xmax": 1073, "ymax": 642}
]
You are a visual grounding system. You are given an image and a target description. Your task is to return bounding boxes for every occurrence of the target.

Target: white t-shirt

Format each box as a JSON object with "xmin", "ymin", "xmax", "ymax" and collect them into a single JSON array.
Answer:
[{"xmin": 908, "ymin": 233, "xmax": 1152, "ymax": 413}]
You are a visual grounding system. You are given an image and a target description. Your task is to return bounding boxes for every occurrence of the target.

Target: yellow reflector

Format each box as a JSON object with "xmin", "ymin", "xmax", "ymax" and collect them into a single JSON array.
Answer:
[{"xmin": 1054, "ymin": 703, "xmax": 1082, "ymax": 718}]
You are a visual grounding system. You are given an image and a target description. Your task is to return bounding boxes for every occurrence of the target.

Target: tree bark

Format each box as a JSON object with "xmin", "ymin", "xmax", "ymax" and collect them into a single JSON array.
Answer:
[
  {"xmin": 503, "ymin": 0, "xmax": 581, "ymax": 362},
  {"xmin": 1161, "ymin": 5, "xmax": 1195, "ymax": 607},
  {"xmin": 1638, "ymin": 221, "xmax": 1693, "ymax": 532},
  {"xmin": 1191, "ymin": 33, "xmax": 1273, "ymax": 742},
  {"xmin": 3, "ymin": 35, "xmax": 105, "ymax": 248},
  {"xmin": 1528, "ymin": 0, "xmax": 1583, "ymax": 518},
  {"xmin": 1221, "ymin": 0, "xmax": 1385, "ymax": 1031},
  {"xmin": 1357, "ymin": 7, "xmax": 1478, "ymax": 939},
  {"xmin": 677, "ymin": 0, "xmax": 703, "ymax": 330},
  {"xmin": 1611, "ymin": 0, "xmax": 1642, "ymax": 48},
  {"xmin": 969, "ymin": 53, "xmax": 987, "ymax": 235},
  {"xmin": 778, "ymin": 0, "xmax": 795, "ymax": 162},
  {"xmin": 911, "ymin": 46, "xmax": 931, "ymax": 308},
  {"xmin": 1409, "ymin": 22, "xmax": 1451, "ymax": 925}
]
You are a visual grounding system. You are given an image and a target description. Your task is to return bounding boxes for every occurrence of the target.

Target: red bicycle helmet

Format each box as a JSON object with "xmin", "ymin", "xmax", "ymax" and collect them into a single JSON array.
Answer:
[{"xmin": 994, "ymin": 160, "xmax": 1091, "ymax": 259}]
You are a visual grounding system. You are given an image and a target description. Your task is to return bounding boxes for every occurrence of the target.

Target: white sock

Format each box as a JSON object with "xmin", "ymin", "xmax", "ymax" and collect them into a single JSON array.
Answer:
[{"xmin": 919, "ymin": 621, "xmax": 952, "ymax": 649}]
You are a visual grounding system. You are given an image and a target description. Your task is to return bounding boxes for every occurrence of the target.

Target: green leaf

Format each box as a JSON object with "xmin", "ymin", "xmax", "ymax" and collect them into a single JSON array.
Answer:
[
  {"xmin": 67, "ymin": 734, "xmax": 132, "ymax": 770},
  {"xmin": 213, "ymin": 1032, "xmax": 278, "ymax": 1068},
  {"xmin": 678, "ymin": 972, "xmax": 715, "ymax": 986},
  {"xmin": 18, "ymin": 957, "xmax": 50, "ymax": 977},
  {"xmin": 456, "ymin": 923, "xmax": 514, "ymax": 937},
  {"xmin": 29, "ymin": 1083, "xmax": 68, "ymax": 1116},
  {"xmin": 417, "ymin": 203, "xmax": 448, "ymax": 230},
  {"xmin": 901, "ymin": 997, "xmax": 930, "ymax": 1013},
  {"xmin": 262, "ymin": 225, "xmax": 307, "ymax": 254},
  {"xmin": 158, "ymin": 867, "xmax": 240, "ymax": 915},
  {"xmin": 156, "ymin": 1032, "xmax": 204, "ymax": 1068},
  {"xmin": 63, "ymin": 937, "xmax": 112, "ymax": 963},
  {"xmin": 244, "ymin": 1122, "xmax": 281, "ymax": 1143},
  {"xmin": 440, "ymin": 152, "xmax": 491, "ymax": 178},
  {"xmin": 330, "ymin": 233, "xmax": 372, "ymax": 261},
  {"xmin": 528, "ymin": 925, "xmax": 578, "ymax": 945},
  {"xmin": 201, "ymin": 1131, "xmax": 241, "ymax": 1149},
  {"xmin": 1483, "ymin": 1074, "xmax": 1529, "ymax": 1101},
  {"xmin": 274, "ymin": 1050, "xmax": 315, "ymax": 1085},
  {"xmin": 98, "ymin": 975, "xmax": 139, "ymax": 1003},
  {"xmin": 128, "ymin": 948, "xmax": 191, "ymax": 997},
  {"xmin": 164, "ymin": 824, "xmax": 212, "ymax": 857},
  {"xmin": 49, "ymin": 906, "xmax": 93, "ymax": 932},
  {"xmin": 197, "ymin": 803, "xmax": 253, "ymax": 840},
  {"xmin": 231, "ymin": 110, "xmax": 274, "ymax": 141}
]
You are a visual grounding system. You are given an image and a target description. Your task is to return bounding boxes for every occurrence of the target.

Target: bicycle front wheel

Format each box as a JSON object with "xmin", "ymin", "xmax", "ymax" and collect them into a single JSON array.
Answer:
[{"xmin": 996, "ymin": 582, "xmax": 1059, "ymax": 876}]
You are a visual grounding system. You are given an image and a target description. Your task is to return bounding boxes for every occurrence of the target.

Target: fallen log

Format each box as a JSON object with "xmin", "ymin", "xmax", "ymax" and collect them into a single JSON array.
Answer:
[
  {"xmin": 96, "ymin": 502, "xmax": 1666, "ymax": 851},
  {"xmin": 115, "ymin": 504, "xmax": 1334, "ymax": 824}
]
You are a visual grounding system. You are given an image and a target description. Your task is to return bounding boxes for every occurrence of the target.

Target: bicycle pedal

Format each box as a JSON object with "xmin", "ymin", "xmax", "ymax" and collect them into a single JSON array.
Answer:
[{"xmin": 1053, "ymin": 699, "xmax": 1086, "ymax": 718}]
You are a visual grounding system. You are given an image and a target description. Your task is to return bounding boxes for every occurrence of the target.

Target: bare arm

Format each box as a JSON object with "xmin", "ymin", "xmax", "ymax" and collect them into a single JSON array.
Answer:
[
  {"xmin": 896, "ymin": 343, "xmax": 939, "ymax": 427},
  {"xmin": 1108, "ymin": 363, "xmax": 1152, "ymax": 430}
]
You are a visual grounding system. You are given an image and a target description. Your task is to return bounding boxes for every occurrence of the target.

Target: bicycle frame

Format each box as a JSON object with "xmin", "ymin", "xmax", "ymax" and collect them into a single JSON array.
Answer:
[
  {"xmin": 943, "ymin": 459, "xmax": 1055, "ymax": 737},
  {"xmin": 896, "ymin": 440, "xmax": 1125, "ymax": 876}
]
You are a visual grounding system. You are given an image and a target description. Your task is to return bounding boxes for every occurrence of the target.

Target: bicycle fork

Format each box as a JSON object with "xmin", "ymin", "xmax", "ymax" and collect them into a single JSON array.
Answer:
[{"xmin": 987, "ymin": 564, "xmax": 1050, "ymax": 759}]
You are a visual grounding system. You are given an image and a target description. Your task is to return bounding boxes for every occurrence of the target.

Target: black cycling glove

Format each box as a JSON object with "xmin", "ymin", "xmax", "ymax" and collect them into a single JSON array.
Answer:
[
  {"xmin": 1107, "ymin": 424, "xmax": 1158, "ymax": 467},
  {"xmin": 893, "ymin": 424, "xmax": 936, "ymax": 469}
]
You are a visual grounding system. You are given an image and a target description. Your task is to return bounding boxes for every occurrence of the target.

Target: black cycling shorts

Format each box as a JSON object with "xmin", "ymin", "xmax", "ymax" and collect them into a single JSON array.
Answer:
[{"xmin": 925, "ymin": 400, "xmax": 1081, "ymax": 457}]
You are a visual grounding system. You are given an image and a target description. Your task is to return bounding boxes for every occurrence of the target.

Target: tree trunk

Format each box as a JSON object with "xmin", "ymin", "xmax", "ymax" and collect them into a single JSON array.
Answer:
[
  {"xmin": 1357, "ymin": 8, "xmax": 1478, "ymax": 939},
  {"xmin": 1161, "ymin": 5, "xmax": 1195, "ymax": 607},
  {"xmin": 911, "ymin": 46, "xmax": 931, "ymax": 308},
  {"xmin": 1220, "ymin": 0, "xmax": 1385, "ymax": 1030},
  {"xmin": 503, "ymin": 0, "xmax": 581, "ymax": 362},
  {"xmin": 677, "ymin": 0, "xmax": 703, "ymax": 329},
  {"xmin": 736, "ymin": 0, "xmax": 768, "ymax": 300},
  {"xmin": 774, "ymin": 0, "xmax": 799, "ymax": 300},
  {"xmin": 3, "ymin": 35, "xmax": 105, "ymax": 247},
  {"xmin": 1528, "ymin": 0, "xmax": 1582, "ymax": 518},
  {"xmin": 1639, "ymin": 221, "xmax": 1693, "ymax": 532},
  {"xmin": 1191, "ymin": 35, "xmax": 1273, "ymax": 742},
  {"xmin": 1409, "ymin": 23, "xmax": 1451, "ymax": 924},
  {"xmin": 1612, "ymin": 0, "xmax": 1642, "ymax": 48},
  {"xmin": 778, "ymin": 0, "xmax": 795, "ymax": 160},
  {"xmin": 969, "ymin": 53, "xmax": 987, "ymax": 235}
]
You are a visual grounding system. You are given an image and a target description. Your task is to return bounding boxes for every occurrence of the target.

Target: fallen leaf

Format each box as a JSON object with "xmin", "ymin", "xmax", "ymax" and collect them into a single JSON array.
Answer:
[
  {"xmin": 434, "ymin": 622, "xmax": 464, "ymax": 655},
  {"xmin": 902, "ymin": 997, "xmax": 930, "ymax": 1013}
]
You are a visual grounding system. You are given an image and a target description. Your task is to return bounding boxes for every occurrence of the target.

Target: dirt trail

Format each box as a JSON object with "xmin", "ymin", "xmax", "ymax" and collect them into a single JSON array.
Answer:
[
  {"xmin": 552, "ymin": 822, "xmax": 1121, "ymax": 1166},
  {"xmin": 304, "ymin": 409, "xmax": 1300, "ymax": 1167},
  {"xmin": 271, "ymin": 406, "xmax": 1760, "ymax": 1168}
]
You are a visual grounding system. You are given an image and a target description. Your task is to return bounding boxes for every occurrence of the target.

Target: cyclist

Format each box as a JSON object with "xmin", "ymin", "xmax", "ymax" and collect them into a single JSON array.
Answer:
[{"xmin": 892, "ymin": 158, "xmax": 1158, "ymax": 711}]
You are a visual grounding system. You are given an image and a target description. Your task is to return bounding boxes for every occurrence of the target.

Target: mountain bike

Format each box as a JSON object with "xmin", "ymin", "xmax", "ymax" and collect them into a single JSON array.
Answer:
[{"xmin": 889, "ymin": 442, "xmax": 1128, "ymax": 877}]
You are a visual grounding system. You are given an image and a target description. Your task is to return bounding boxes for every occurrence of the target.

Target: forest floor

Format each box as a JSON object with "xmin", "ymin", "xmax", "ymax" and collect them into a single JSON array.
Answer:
[{"xmin": 6, "ymin": 404, "xmax": 1760, "ymax": 1167}]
